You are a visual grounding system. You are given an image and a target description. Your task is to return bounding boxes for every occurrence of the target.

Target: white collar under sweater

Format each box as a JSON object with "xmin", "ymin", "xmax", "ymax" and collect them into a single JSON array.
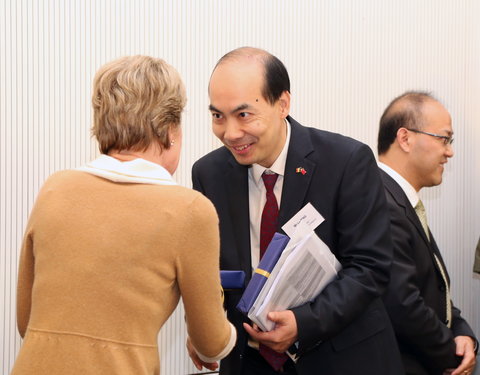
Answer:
[{"xmin": 77, "ymin": 155, "xmax": 177, "ymax": 186}]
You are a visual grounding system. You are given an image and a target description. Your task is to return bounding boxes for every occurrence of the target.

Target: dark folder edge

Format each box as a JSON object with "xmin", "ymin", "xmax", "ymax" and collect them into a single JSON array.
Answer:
[{"xmin": 220, "ymin": 270, "xmax": 246, "ymax": 289}]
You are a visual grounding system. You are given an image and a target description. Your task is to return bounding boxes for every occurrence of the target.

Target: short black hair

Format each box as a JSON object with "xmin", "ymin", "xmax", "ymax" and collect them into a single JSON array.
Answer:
[
  {"xmin": 262, "ymin": 53, "xmax": 290, "ymax": 104},
  {"xmin": 214, "ymin": 47, "xmax": 290, "ymax": 105},
  {"xmin": 377, "ymin": 91, "xmax": 435, "ymax": 155}
]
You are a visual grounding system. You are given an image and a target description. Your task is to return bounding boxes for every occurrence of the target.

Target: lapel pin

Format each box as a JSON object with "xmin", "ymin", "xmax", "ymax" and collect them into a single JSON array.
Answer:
[{"xmin": 296, "ymin": 167, "xmax": 307, "ymax": 175}]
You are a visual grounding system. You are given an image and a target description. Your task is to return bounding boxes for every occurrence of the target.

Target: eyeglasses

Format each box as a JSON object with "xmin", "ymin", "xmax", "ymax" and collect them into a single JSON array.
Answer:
[{"xmin": 406, "ymin": 128, "xmax": 454, "ymax": 145}]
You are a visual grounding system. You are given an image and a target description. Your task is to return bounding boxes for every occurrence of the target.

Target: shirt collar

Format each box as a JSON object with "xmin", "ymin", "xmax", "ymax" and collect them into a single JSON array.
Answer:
[
  {"xmin": 378, "ymin": 161, "xmax": 418, "ymax": 207},
  {"xmin": 77, "ymin": 155, "xmax": 177, "ymax": 185},
  {"xmin": 251, "ymin": 119, "xmax": 291, "ymax": 185}
]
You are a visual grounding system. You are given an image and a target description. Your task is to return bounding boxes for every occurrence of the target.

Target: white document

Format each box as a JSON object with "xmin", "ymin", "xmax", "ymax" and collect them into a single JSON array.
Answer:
[
  {"xmin": 281, "ymin": 202, "xmax": 324, "ymax": 240},
  {"xmin": 247, "ymin": 235, "xmax": 306, "ymax": 323},
  {"xmin": 248, "ymin": 203, "xmax": 341, "ymax": 332}
]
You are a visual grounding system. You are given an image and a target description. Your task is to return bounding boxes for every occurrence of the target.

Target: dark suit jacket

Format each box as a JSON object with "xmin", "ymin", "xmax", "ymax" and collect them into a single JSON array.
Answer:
[
  {"xmin": 192, "ymin": 117, "xmax": 403, "ymax": 375},
  {"xmin": 380, "ymin": 169, "xmax": 477, "ymax": 375}
]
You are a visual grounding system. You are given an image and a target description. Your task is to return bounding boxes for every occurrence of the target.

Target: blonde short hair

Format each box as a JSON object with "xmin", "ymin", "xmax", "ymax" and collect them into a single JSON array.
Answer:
[{"xmin": 91, "ymin": 55, "xmax": 186, "ymax": 154}]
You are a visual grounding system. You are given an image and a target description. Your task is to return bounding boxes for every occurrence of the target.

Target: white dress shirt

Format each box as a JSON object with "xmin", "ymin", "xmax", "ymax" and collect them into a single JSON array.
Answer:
[
  {"xmin": 248, "ymin": 120, "xmax": 291, "ymax": 270},
  {"xmin": 378, "ymin": 162, "xmax": 419, "ymax": 208}
]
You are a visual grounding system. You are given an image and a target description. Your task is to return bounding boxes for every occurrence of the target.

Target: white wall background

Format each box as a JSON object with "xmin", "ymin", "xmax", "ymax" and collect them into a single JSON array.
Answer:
[{"xmin": 1, "ymin": 0, "xmax": 479, "ymax": 374}]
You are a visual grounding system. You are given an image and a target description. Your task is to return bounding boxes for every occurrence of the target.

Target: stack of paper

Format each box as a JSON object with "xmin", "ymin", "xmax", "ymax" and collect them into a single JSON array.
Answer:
[
  {"xmin": 237, "ymin": 203, "xmax": 342, "ymax": 332},
  {"xmin": 236, "ymin": 233, "xmax": 290, "ymax": 314}
]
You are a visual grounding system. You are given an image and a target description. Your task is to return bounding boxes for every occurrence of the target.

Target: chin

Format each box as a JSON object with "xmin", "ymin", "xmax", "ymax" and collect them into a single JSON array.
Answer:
[
  {"xmin": 426, "ymin": 177, "xmax": 442, "ymax": 188},
  {"xmin": 232, "ymin": 154, "xmax": 255, "ymax": 166}
]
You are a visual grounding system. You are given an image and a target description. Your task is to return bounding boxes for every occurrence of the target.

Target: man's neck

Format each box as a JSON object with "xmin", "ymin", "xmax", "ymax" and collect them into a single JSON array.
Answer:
[{"xmin": 379, "ymin": 155, "xmax": 420, "ymax": 192}]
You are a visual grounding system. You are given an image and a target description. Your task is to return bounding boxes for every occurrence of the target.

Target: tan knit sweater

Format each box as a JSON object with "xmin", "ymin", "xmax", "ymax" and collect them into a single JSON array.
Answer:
[{"xmin": 12, "ymin": 170, "xmax": 233, "ymax": 374}]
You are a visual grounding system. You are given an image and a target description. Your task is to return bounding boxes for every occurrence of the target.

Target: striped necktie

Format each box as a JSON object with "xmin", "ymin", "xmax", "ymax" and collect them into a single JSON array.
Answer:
[{"xmin": 414, "ymin": 200, "xmax": 452, "ymax": 328}]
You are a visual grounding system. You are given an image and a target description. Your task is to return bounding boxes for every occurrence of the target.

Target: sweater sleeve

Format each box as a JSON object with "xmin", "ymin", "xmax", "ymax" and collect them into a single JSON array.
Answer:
[{"xmin": 175, "ymin": 194, "xmax": 236, "ymax": 361}]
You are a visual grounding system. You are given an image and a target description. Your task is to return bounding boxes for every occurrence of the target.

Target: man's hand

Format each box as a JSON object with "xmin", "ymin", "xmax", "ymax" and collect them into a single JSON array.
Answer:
[
  {"xmin": 243, "ymin": 310, "xmax": 298, "ymax": 352},
  {"xmin": 446, "ymin": 336, "xmax": 477, "ymax": 375},
  {"xmin": 186, "ymin": 337, "xmax": 219, "ymax": 372}
]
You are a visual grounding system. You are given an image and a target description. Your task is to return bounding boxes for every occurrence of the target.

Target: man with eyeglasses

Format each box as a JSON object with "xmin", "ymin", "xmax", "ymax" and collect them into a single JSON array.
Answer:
[{"xmin": 377, "ymin": 91, "xmax": 477, "ymax": 375}]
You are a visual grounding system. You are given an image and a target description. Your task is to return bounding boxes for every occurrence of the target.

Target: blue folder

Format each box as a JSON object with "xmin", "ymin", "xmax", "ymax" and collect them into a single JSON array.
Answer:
[
  {"xmin": 236, "ymin": 233, "xmax": 290, "ymax": 315},
  {"xmin": 220, "ymin": 270, "xmax": 246, "ymax": 289}
]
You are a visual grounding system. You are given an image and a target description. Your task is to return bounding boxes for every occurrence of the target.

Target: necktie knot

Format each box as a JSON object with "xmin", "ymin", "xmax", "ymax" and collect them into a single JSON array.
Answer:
[
  {"xmin": 414, "ymin": 199, "xmax": 430, "ymax": 241},
  {"xmin": 262, "ymin": 172, "xmax": 278, "ymax": 193},
  {"xmin": 414, "ymin": 200, "xmax": 426, "ymax": 218}
]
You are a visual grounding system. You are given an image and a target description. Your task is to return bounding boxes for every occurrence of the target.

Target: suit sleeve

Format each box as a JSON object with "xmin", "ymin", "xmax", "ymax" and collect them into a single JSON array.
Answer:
[
  {"xmin": 382, "ymin": 196, "xmax": 462, "ymax": 373},
  {"xmin": 451, "ymin": 306, "xmax": 476, "ymax": 339},
  {"xmin": 292, "ymin": 144, "xmax": 393, "ymax": 353},
  {"xmin": 192, "ymin": 162, "xmax": 204, "ymax": 194}
]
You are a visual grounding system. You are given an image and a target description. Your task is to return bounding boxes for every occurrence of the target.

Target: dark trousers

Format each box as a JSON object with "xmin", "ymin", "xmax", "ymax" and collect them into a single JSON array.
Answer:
[{"xmin": 240, "ymin": 346, "xmax": 298, "ymax": 375}]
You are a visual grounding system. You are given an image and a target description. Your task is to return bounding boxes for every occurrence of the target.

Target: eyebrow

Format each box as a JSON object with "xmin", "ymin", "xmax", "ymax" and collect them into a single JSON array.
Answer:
[{"xmin": 208, "ymin": 103, "xmax": 252, "ymax": 115}]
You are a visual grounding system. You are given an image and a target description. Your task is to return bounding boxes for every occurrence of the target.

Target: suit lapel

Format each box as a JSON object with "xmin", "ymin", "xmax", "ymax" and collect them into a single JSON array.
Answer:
[
  {"xmin": 380, "ymin": 170, "xmax": 431, "ymax": 246},
  {"xmin": 278, "ymin": 117, "xmax": 316, "ymax": 229},
  {"xmin": 429, "ymin": 235, "xmax": 451, "ymax": 284},
  {"xmin": 380, "ymin": 170, "xmax": 446, "ymax": 277},
  {"xmin": 405, "ymin": 203, "xmax": 431, "ymax": 248},
  {"xmin": 225, "ymin": 155, "xmax": 252, "ymax": 278}
]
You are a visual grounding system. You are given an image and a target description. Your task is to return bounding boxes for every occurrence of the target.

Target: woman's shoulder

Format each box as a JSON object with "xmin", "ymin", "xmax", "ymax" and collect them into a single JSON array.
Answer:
[
  {"xmin": 35, "ymin": 169, "xmax": 89, "ymax": 196},
  {"xmin": 151, "ymin": 186, "xmax": 219, "ymax": 240},
  {"xmin": 42, "ymin": 169, "xmax": 97, "ymax": 186},
  {"xmin": 167, "ymin": 185, "xmax": 217, "ymax": 215}
]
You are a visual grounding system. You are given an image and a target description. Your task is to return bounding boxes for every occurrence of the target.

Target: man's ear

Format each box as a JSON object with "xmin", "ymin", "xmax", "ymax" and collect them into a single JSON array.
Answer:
[
  {"xmin": 397, "ymin": 127, "xmax": 411, "ymax": 152},
  {"xmin": 278, "ymin": 91, "xmax": 291, "ymax": 118}
]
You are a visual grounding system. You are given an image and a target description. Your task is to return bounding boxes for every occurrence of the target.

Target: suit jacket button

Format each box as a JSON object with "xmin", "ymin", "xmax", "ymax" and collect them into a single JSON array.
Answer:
[{"xmin": 439, "ymin": 285, "xmax": 446, "ymax": 291}]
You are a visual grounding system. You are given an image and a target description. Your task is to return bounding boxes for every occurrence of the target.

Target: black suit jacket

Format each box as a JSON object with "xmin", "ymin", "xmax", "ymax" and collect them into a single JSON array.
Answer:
[
  {"xmin": 380, "ymin": 169, "xmax": 477, "ymax": 375},
  {"xmin": 192, "ymin": 117, "xmax": 403, "ymax": 375}
]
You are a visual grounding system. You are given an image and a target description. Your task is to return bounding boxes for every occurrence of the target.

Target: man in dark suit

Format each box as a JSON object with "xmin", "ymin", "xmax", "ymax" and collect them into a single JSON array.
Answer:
[
  {"xmin": 377, "ymin": 91, "xmax": 477, "ymax": 375},
  {"xmin": 189, "ymin": 47, "xmax": 403, "ymax": 375}
]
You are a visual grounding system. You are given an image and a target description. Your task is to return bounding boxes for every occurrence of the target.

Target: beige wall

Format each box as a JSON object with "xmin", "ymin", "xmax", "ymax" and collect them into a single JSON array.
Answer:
[{"xmin": 1, "ymin": 0, "xmax": 479, "ymax": 374}]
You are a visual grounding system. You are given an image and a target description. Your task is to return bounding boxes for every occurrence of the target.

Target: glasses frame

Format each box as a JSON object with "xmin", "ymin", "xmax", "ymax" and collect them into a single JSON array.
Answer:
[{"xmin": 405, "ymin": 128, "xmax": 454, "ymax": 145}]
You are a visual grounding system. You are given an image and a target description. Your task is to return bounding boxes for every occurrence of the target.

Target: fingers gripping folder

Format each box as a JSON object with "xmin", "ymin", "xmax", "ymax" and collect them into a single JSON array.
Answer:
[{"xmin": 234, "ymin": 203, "xmax": 341, "ymax": 332}]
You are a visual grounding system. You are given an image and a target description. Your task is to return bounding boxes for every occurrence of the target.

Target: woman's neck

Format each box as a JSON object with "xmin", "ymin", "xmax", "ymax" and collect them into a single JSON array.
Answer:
[{"xmin": 108, "ymin": 145, "xmax": 162, "ymax": 164}]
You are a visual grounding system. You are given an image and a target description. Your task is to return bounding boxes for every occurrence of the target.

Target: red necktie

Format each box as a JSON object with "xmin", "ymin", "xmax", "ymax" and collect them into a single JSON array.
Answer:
[
  {"xmin": 259, "ymin": 172, "xmax": 289, "ymax": 371},
  {"xmin": 260, "ymin": 173, "xmax": 279, "ymax": 258}
]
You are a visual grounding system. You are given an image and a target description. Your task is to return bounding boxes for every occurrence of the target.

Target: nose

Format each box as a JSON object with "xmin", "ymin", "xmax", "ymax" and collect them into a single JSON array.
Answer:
[
  {"xmin": 223, "ymin": 120, "xmax": 244, "ymax": 142},
  {"xmin": 445, "ymin": 143, "xmax": 454, "ymax": 158}
]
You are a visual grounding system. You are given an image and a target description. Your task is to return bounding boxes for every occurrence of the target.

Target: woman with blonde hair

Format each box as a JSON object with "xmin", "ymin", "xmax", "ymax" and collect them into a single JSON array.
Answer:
[{"xmin": 11, "ymin": 55, "xmax": 235, "ymax": 374}]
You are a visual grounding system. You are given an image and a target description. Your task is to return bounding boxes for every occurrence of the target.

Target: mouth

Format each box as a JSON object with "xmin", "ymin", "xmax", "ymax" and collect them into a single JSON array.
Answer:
[
  {"xmin": 229, "ymin": 143, "xmax": 253, "ymax": 154},
  {"xmin": 233, "ymin": 144, "xmax": 250, "ymax": 151}
]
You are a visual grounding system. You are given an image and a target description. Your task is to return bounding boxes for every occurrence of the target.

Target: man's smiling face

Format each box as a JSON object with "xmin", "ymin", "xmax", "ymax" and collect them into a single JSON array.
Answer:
[{"xmin": 208, "ymin": 59, "xmax": 289, "ymax": 168}]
